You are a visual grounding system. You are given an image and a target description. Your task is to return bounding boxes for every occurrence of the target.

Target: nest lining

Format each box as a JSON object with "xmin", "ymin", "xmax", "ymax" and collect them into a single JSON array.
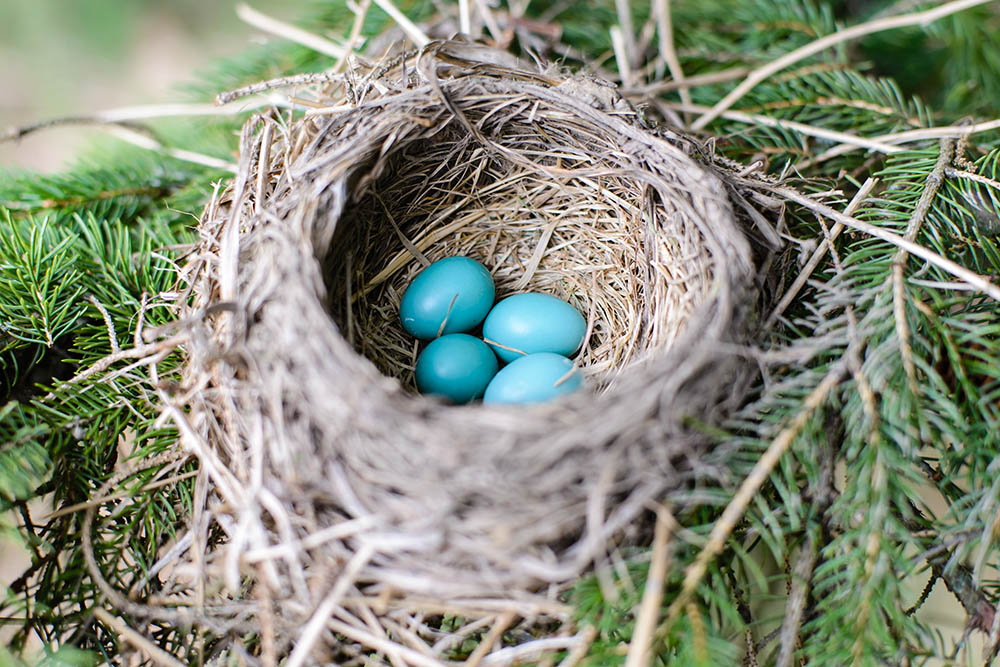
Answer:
[
  {"xmin": 329, "ymin": 121, "xmax": 713, "ymax": 391},
  {"xmin": 170, "ymin": 41, "xmax": 756, "ymax": 657}
]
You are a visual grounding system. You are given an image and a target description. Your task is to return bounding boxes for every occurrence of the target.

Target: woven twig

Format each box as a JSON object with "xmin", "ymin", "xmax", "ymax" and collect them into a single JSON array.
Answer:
[{"xmin": 158, "ymin": 40, "xmax": 755, "ymax": 663}]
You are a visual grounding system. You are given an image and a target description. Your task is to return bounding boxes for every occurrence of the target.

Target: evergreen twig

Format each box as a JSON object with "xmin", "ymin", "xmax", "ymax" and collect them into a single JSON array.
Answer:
[{"xmin": 691, "ymin": 0, "xmax": 996, "ymax": 129}]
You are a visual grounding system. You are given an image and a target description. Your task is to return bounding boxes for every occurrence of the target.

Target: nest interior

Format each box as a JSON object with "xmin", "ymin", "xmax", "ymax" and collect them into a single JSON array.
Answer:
[
  {"xmin": 170, "ymin": 41, "xmax": 757, "ymax": 653},
  {"xmin": 328, "ymin": 104, "xmax": 713, "ymax": 391}
]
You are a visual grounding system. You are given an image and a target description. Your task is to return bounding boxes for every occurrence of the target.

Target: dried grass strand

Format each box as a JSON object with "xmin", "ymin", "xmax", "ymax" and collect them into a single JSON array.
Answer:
[{"xmin": 155, "ymin": 42, "xmax": 758, "ymax": 664}]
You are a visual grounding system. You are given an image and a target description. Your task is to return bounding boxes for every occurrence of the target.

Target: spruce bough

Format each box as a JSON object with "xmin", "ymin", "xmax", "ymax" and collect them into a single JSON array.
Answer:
[{"xmin": 2, "ymin": 0, "xmax": 999, "ymax": 663}]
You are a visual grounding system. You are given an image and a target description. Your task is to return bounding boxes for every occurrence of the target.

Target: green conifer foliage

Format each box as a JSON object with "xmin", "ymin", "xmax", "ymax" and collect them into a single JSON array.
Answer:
[{"xmin": 2, "ymin": 0, "xmax": 998, "ymax": 663}]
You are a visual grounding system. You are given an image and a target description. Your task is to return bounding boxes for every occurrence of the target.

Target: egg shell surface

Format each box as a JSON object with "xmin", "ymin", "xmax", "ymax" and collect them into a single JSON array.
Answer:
[
  {"xmin": 400, "ymin": 257, "xmax": 495, "ymax": 339},
  {"xmin": 482, "ymin": 292, "xmax": 586, "ymax": 363},
  {"xmin": 482, "ymin": 352, "xmax": 582, "ymax": 404},
  {"xmin": 415, "ymin": 334, "xmax": 499, "ymax": 404}
]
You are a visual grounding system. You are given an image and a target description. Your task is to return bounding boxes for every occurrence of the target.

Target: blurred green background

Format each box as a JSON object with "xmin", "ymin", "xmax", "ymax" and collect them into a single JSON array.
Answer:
[{"xmin": 0, "ymin": 0, "xmax": 293, "ymax": 171}]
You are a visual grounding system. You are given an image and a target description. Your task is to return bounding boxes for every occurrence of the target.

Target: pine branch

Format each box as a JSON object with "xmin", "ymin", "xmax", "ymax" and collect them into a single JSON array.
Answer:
[{"xmin": 3, "ymin": 0, "xmax": 1000, "ymax": 663}]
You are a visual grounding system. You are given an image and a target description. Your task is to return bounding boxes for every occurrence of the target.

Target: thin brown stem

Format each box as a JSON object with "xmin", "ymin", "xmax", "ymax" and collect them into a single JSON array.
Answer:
[{"xmin": 892, "ymin": 137, "xmax": 955, "ymax": 396}]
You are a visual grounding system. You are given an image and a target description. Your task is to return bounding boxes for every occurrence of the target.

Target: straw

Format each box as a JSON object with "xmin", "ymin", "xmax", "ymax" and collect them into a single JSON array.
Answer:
[{"xmin": 148, "ymin": 41, "xmax": 756, "ymax": 664}]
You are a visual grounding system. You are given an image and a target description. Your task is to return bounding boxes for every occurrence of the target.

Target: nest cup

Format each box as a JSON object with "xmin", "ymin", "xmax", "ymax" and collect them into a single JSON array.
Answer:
[{"xmin": 177, "ymin": 42, "xmax": 754, "ymax": 655}]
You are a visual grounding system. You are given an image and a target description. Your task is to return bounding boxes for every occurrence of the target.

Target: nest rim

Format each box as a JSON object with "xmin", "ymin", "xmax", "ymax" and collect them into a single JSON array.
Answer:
[{"xmin": 176, "ymin": 40, "xmax": 756, "ymax": 618}]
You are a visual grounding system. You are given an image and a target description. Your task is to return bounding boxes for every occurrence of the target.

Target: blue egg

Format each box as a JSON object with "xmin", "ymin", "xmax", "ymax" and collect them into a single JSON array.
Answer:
[
  {"xmin": 482, "ymin": 353, "xmax": 583, "ymax": 404},
  {"xmin": 482, "ymin": 293, "xmax": 586, "ymax": 363},
  {"xmin": 415, "ymin": 334, "xmax": 499, "ymax": 404},
  {"xmin": 400, "ymin": 257, "xmax": 495, "ymax": 339}
]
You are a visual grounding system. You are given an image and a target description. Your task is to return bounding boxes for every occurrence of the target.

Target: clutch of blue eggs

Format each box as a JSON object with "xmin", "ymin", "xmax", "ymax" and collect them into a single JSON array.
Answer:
[{"xmin": 399, "ymin": 256, "xmax": 586, "ymax": 405}]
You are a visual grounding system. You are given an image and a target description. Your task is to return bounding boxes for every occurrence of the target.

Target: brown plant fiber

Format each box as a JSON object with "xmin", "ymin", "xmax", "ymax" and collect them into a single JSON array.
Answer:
[{"xmin": 170, "ymin": 41, "xmax": 755, "ymax": 660}]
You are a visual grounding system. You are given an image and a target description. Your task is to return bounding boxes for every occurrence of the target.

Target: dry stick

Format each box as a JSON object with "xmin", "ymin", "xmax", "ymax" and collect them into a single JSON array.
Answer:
[
  {"xmin": 658, "ymin": 102, "xmax": 901, "ymax": 155},
  {"xmin": 626, "ymin": 66, "xmax": 751, "ymax": 95},
  {"xmin": 653, "ymin": 0, "xmax": 693, "ymax": 113},
  {"xmin": 690, "ymin": 0, "xmax": 994, "ymax": 131},
  {"xmin": 946, "ymin": 166, "xmax": 1000, "ymax": 191},
  {"xmin": 657, "ymin": 361, "xmax": 847, "ymax": 638},
  {"xmin": 237, "ymin": 3, "xmax": 348, "ymax": 58},
  {"xmin": 46, "ymin": 470, "xmax": 199, "ymax": 520},
  {"xmin": 614, "ymin": 0, "xmax": 638, "ymax": 69},
  {"xmin": 42, "ymin": 334, "xmax": 187, "ymax": 401},
  {"xmin": 802, "ymin": 118, "xmax": 1000, "ymax": 168},
  {"xmin": 216, "ymin": 73, "xmax": 341, "ymax": 105},
  {"xmin": 480, "ymin": 637, "xmax": 585, "ymax": 666},
  {"xmin": 92, "ymin": 608, "xmax": 185, "ymax": 667},
  {"xmin": 464, "ymin": 611, "xmax": 518, "ymax": 667},
  {"xmin": 134, "ymin": 293, "xmax": 148, "ymax": 347},
  {"xmin": 255, "ymin": 121, "xmax": 273, "ymax": 215},
  {"xmin": 610, "ymin": 26, "xmax": 634, "ymax": 87},
  {"xmin": 107, "ymin": 126, "xmax": 238, "ymax": 172},
  {"xmin": 254, "ymin": 565, "xmax": 278, "ymax": 667},
  {"xmin": 335, "ymin": 0, "xmax": 372, "ymax": 76},
  {"xmin": 816, "ymin": 210, "xmax": 880, "ymax": 439},
  {"xmin": 762, "ymin": 183, "xmax": 1000, "ymax": 303},
  {"xmin": 625, "ymin": 505, "xmax": 677, "ymax": 667},
  {"xmin": 372, "ymin": 0, "xmax": 430, "ymax": 47},
  {"xmin": 775, "ymin": 529, "xmax": 820, "ymax": 667},
  {"xmin": 473, "ymin": 0, "xmax": 503, "ymax": 44},
  {"xmin": 459, "ymin": 0, "xmax": 471, "ymax": 35},
  {"xmin": 326, "ymin": 617, "xmax": 448, "ymax": 667},
  {"xmin": 765, "ymin": 177, "xmax": 878, "ymax": 327},
  {"xmin": 557, "ymin": 625, "xmax": 599, "ymax": 667},
  {"xmin": 1, "ymin": 101, "xmax": 281, "ymax": 142},
  {"xmin": 285, "ymin": 543, "xmax": 376, "ymax": 667},
  {"xmin": 892, "ymin": 137, "xmax": 955, "ymax": 395},
  {"xmin": 88, "ymin": 295, "xmax": 122, "ymax": 355}
]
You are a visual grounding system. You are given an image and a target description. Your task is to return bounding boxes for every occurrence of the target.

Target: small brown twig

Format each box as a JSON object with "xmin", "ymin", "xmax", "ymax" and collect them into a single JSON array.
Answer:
[
  {"xmin": 945, "ymin": 166, "xmax": 1000, "ymax": 191},
  {"xmin": 333, "ymin": 0, "xmax": 372, "ymax": 74},
  {"xmin": 613, "ymin": 0, "xmax": 638, "ymax": 72},
  {"xmin": 237, "ymin": 3, "xmax": 349, "ymax": 58},
  {"xmin": 653, "ymin": 0, "xmax": 693, "ymax": 114},
  {"xmin": 92, "ymin": 608, "xmax": 185, "ymax": 667},
  {"xmin": 610, "ymin": 26, "xmax": 635, "ymax": 87},
  {"xmin": 760, "ymin": 183, "xmax": 1000, "ymax": 302},
  {"xmin": 891, "ymin": 137, "xmax": 955, "ymax": 396},
  {"xmin": 371, "ymin": 0, "xmax": 430, "ymax": 46},
  {"xmin": 765, "ymin": 177, "xmax": 878, "ymax": 327},
  {"xmin": 88, "ymin": 295, "xmax": 121, "ymax": 355},
  {"xmin": 625, "ymin": 505, "xmax": 677, "ymax": 667},
  {"xmin": 216, "ymin": 72, "xmax": 342, "ymax": 105},
  {"xmin": 775, "ymin": 528, "xmax": 819, "ymax": 667},
  {"xmin": 463, "ymin": 611, "xmax": 518, "ymax": 667},
  {"xmin": 625, "ymin": 66, "xmax": 750, "ymax": 95},
  {"xmin": 802, "ymin": 118, "xmax": 1000, "ymax": 168},
  {"xmin": 656, "ymin": 102, "xmax": 901, "ymax": 156},
  {"xmin": 45, "ymin": 469, "xmax": 198, "ymax": 520},
  {"xmin": 42, "ymin": 334, "xmax": 187, "ymax": 401},
  {"xmin": 657, "ymin": 360, "xmax": 848, "ymax": 638},
  {"xmin": 557, "ymin": 625, "xmax": 599, "ymax": 667}
]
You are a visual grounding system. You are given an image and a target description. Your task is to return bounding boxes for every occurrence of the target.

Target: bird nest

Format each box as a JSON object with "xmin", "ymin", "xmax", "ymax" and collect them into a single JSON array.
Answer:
[{"xmin": 166, "ymin": 41, "xmax": 756, "ymax": 662}]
